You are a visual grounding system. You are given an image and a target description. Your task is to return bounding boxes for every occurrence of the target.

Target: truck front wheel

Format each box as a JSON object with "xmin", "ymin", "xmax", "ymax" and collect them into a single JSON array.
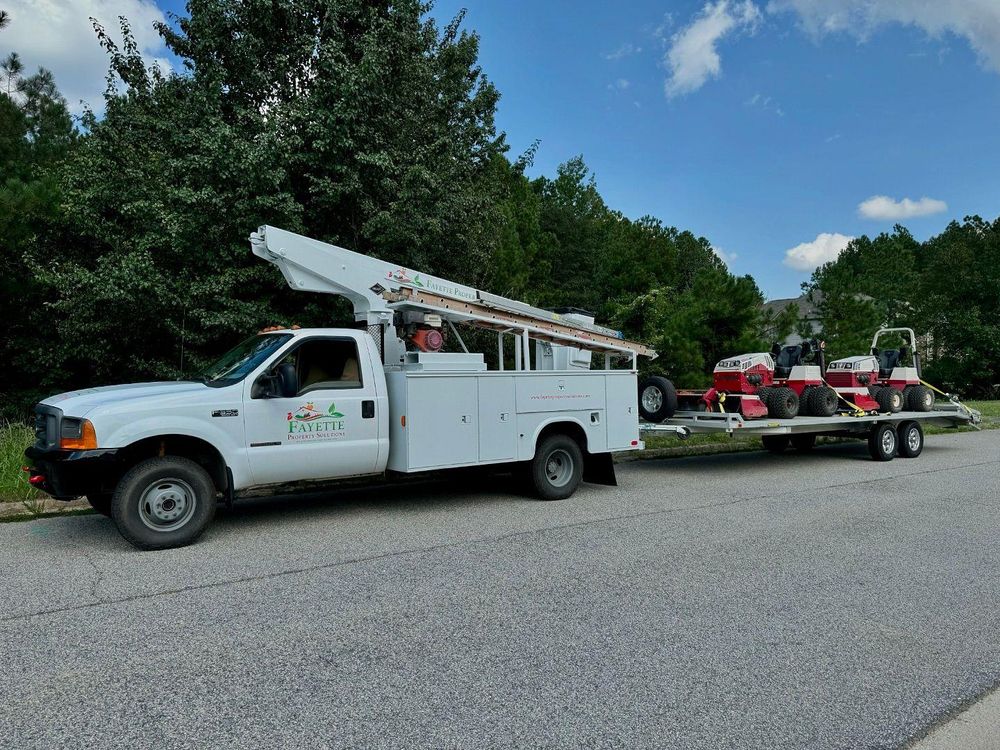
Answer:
[
  {"xmin": 111, "ymin": 456, "xmax": 217, "ymax": 550},
  {"xmin": 531, "ymin": 434, "xmax": 583, "ymax": 501}
]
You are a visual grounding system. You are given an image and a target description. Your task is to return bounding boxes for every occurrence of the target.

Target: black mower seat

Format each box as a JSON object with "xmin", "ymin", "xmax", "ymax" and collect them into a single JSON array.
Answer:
[
  {"xmin": 774, "ymin": 344, "xmax": 805, "ymax": 379},
  {"xmin": 877, "ymin": 349, "xmax": 900, "ymax": 378}
]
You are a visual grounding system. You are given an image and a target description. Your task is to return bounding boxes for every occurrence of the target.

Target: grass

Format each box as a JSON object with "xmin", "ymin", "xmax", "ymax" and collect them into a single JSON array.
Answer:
[
  {"xmin": 0, "ymin": 401, "xmax": 996, "ymax": 505},
  {"xmin": 0, "ymin": 422, "xmax": 40, "ymax": 503}
]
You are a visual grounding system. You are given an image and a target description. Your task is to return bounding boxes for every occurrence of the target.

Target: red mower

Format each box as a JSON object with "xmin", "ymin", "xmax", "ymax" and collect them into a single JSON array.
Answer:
[
  {"xmin": 674, "ymin": 338, "xmax": 839, "ymax": 420},
  {"xmin": 825, "ymin": 328, "xmax": 934, "ymax": 413}
]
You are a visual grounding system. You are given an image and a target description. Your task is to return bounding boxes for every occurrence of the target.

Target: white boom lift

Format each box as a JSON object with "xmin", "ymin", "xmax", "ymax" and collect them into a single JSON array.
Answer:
[{"xmin": 249, "ymin": 225, "xmax": 656, "ymax": 370}]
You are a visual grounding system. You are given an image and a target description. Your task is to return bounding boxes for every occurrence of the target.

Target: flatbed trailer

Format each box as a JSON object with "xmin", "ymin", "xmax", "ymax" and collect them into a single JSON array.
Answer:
[{"xmin": 641, "ymin": 403, "xmax": 982, "ymax": 461}]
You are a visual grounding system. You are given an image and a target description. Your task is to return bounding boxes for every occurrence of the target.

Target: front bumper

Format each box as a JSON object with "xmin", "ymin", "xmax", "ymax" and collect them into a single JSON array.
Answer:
[{"xmin": 23, "ymin": 446, "xmax": 122, "ymax": 500}]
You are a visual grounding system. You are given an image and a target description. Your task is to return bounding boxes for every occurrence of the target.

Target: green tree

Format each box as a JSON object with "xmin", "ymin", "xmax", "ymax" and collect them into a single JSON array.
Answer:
[{"xmin": 22, "ymin": 1, "xmax": 507, "ymax": 396}]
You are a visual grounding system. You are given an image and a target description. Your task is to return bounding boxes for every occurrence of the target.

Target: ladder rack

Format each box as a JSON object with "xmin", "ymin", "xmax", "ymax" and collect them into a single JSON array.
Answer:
[{"xmin": 385, "ymin": 287, "xmax": 656, "ymax": 358}]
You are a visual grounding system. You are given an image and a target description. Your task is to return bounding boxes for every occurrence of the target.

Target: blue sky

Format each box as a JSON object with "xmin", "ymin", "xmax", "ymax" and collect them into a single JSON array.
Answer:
[{"xmin": 6, "ymin": 0, "xmax": 1000, "ymax": 299}]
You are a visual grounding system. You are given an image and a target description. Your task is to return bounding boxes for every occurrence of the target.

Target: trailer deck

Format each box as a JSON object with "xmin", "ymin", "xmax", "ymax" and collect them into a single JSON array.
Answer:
[
  {"xmin": 644, "ymin": 403, "xmax": 980, "ymax": 437},
  {"xmin": 641, "ymin": 403, "xmax": 981, "ymax": 461}
]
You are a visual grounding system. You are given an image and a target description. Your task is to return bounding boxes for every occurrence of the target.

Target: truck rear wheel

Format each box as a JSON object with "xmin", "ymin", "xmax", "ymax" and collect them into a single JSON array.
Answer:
[
  {"xmin": 638, "ymin": 376, "xmax": 677, "ymax": 422},
  {"xmin": 897, "ymin": 420, "xmax": 924, "ymax": 458},
  {"xmin": 111, "ymin": 456, "xmax": 217, "ymax": 550},
  {"xmin": 531, "ymin": 434, "xmax": 583, "ymax": 501},
  {"xmin": 867, "ymin": 423, "xmax": 897, "ymax": 461}
]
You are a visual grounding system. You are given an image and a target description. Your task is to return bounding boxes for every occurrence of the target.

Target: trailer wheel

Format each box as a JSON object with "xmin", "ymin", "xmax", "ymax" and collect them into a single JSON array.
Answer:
[
  {"xmin": 906, "ymin": 385, "xmax": 934, "ymax": 412},
  {"xmin": 111, "ymin": 456, "xmax": 217, "ymax": 550},
  {"xmin": 638, "ymin": 376, "xmax": 677, "ymax": 422},
  {"xmin": 86, "ymin": 493, "xmax": 113, "ymax": 517},
  {"xmin": 530, "ymin": 434, "xmax": 584, "ymax": 501},
  {"xmin": 897, "ymin": 420, "xmax": 924, "ymax": 458},
  {"xmin": 761, "ymin": 435, "xmax": 790, "ymax": 454},
  {"xmin": 867, "ymin": 423, "xmax": 897, "ymax": 461},
  {"xmin": 809, "ymin": 386, "xmax": 838, "ymax": 417},
  {"xmin": 875, "ymin": 387, "xmax": 904, "ymax": 413},
  {"xmin": 791, "ymin": 434, "xmax": 817, "ymax": 452},
  {"xmin": 767, "ymin": 387, "xmax": 799, "ymax": 419}
]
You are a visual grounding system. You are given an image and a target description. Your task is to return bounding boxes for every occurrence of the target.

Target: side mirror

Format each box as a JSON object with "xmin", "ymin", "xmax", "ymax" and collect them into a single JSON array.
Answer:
[{"xmin": 276, "ymin": 362, "xmax": 298, "ymax": 398}]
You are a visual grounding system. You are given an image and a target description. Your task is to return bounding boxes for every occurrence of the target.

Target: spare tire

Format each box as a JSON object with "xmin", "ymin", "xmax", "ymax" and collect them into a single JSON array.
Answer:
[
  {"xmin": 638, "ymin": 376, "xmax": 678, "ymax": 422},
  {"xmin": 767, "ymin": 387, "xmax": 800, "ymax": 419}
]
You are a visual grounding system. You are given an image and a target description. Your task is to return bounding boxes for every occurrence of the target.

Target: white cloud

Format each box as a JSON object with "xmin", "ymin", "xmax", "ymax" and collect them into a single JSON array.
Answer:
[
  {"xmin": 857, "ymin": 195, "xmax": 948, "ymax": 220},
  {"xmin": 605, "ymin": 43, "xmax": 641, "ymax": 60},
  {"xmin": 767, "ymin": 0, "xmax": 1000, "ymax": 74},
  {"xmin": 746, "ymin": 91, "xmax": 784, "ymax": 115},
  {"xmin": 607, "ymin": 78, "xmax": 631, "ymax": 92},
  {"xmin": 664, "ymin": 1, "xmax": 762, "ymax": 98},
  {"xmin": 783, "ymin": 232, "xmax": 853, "ymax": 270},
  {"xmin": 1, "ymin": 0, "xmax": 171, "ymax": 114},
  {"xmin": 713, "ymin": 246, "xmax": 739, "ymax": 266}
]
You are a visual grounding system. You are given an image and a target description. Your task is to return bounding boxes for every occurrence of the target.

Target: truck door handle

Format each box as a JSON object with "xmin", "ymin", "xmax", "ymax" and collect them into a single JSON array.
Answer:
[{"xmin": 362, "ymin": 400, "xmax": 375, "ymax": 419}]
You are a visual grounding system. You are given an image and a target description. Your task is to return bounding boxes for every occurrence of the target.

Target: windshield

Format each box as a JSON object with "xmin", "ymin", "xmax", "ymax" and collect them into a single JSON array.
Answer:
[{"xmin": 195, "ymin": 333, "xmax": 293, "ymax": 387}]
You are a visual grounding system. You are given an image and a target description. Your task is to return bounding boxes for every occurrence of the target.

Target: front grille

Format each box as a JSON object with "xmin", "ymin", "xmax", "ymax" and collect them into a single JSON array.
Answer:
[{"xmin": 33, "ymin": 406, "xmax": 60, "ymax": 450}]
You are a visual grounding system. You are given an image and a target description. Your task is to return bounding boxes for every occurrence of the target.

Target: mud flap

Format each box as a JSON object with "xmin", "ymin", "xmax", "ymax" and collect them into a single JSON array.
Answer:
[{"xmin": 582, "ymin": 452, "xmax": 617, "ymax": 486}]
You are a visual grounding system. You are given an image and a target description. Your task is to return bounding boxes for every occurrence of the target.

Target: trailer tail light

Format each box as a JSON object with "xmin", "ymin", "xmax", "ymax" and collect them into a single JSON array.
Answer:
[
  {"xmin": 59, "ymin": 419, "xmax": 98, "ymax": 450},
  {"xmin": 631, "ymin": 440, "xmax": 639, "ymax": 446}
]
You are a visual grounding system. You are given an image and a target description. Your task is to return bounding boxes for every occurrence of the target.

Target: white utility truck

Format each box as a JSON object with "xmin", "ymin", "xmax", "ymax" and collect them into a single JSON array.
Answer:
[{"xmin": 25, "ymin": 226, "xmax": 655, "ymax": 549}]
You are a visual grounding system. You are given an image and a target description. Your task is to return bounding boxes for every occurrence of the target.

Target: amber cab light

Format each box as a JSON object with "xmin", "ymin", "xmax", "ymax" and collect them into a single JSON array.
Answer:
[{"xmin": 60, "ymin": 420, "xmax": 98, "ymax": 450}]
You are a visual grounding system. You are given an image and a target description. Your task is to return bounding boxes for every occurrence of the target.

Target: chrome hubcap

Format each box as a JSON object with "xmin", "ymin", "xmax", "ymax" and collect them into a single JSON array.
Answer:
[
  {"xmin": 881, "ymin": 430, "xmax": 896, "ymax": 454},
  {"xmin": 138, "ymin": 478, "xmax": 196, "ymax": 532},
  {"xmin": 545, "ymin": 449, "xmax": 574, "ymax": 488},
  {"xmin": 908, "ymin": 428, "xmax": 921, "ymax": 451},
  {"xmin": 641, "ymin": 386, "xmax": 663, "ymax": 413}
]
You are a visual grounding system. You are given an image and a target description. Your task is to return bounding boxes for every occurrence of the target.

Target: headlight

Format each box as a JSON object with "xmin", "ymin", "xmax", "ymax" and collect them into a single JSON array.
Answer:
[{"xmin": 60, "ymin": 418, "xmax": 98, "ymax": 450}]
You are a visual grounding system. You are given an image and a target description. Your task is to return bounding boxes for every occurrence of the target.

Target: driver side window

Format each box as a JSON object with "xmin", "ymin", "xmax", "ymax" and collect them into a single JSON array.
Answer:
[{"xmin": 272, "ymin": 338, "xmax": 363, "ymax": 396}]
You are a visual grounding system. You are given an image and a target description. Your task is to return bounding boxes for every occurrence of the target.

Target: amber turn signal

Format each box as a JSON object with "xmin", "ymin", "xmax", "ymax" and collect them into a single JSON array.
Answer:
[{"xmin": 60, "ymin": 420, "xmax": 98, "ymax": 450}]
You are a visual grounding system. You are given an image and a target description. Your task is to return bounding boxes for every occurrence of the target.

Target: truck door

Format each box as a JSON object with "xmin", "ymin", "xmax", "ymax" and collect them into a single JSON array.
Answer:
[{"xmin": 243, "ymin": 335, "xmax": 381, "ymax": 485}]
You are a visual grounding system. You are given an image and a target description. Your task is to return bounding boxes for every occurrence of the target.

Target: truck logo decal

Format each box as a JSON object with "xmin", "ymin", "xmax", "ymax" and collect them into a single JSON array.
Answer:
[
  {"xmin": 212, "ymin": 409, "xmax": 239, "ymax": 418},
  {"xmin": 286, "ymin": 401, "xmax": 347, "ymax": 441}
]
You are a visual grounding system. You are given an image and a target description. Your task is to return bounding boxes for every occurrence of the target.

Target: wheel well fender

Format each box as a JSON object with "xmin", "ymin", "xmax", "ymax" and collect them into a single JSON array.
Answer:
[{"xmin": 118, "ymin": 434, "xmax": 229, "ymax": 493}]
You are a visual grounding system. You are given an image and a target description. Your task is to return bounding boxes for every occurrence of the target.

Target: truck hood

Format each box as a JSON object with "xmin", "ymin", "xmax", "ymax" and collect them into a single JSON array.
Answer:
[{"xmin": 41, "ymin": 381, "xmax": 212, "ymax": 417}]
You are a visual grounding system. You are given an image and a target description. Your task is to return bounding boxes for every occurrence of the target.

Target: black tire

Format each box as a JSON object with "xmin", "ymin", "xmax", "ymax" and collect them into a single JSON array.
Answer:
[
  {"xmin": 111, "ymin": 456, "xmax": 217, "ymax": 550},
  {"xmin": 767, "ymin": 387, "xmax": 800, "ymax": 419},
  {"xmin": 897, "ymin": 420, "xmax": 924, "ymax": 458},
  {"xmin": 808, "ymin": 386, "xmax": 838, "ymax": 417},
  {"xmin": 755, "ymin": 386, "xmax": 773, "ymax": 407},
  {"xmin": 875, "ymin": 386, "xmax": 904, "ymax": 413},
  {"xmin": 798, "ymin": 386, "xmax": 814, "ymax": 416},
  {"xmin": 86, "ymin": 493, "xmax": 113, "ymax": 517},
  {"xmin": 530, "ymin": 434, "xmax": 584, "ymax": 501},
  {"xmin": 867, "ymin": 423, "xmax": 897, "ymax": 461},
  {"xmin": 638, "ymin": 376, "xmax": 677, "ymax": 422},
  {"xmin": 906, "ymin": 385, "xmax": 934, "ymax": 412},
  {"xmin": 791, "ymin": 433, "xmax": 817, "ymax": 452},
  {"xmin": 761, "ymin": 435, "xmax": 790, "ymax": 454}
]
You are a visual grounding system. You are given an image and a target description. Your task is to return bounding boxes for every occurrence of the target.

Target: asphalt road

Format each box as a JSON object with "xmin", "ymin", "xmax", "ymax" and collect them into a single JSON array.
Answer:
[{"xmin": 1, "ymin": 430, "xmax": 999, "ymax": 749}]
